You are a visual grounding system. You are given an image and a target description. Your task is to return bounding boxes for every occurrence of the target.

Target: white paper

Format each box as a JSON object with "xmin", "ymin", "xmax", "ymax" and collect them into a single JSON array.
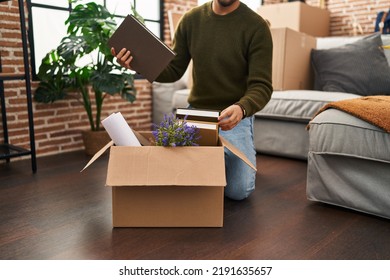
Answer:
[{"xmin": 101, "ymin": 112, "xmax": 141, "ymax": 146}]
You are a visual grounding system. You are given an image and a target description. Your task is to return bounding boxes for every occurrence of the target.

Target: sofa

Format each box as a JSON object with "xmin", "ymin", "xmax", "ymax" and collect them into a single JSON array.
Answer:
[{"xmin": 152, "ymin": 34, "xmax": 390, "ymax": 160}]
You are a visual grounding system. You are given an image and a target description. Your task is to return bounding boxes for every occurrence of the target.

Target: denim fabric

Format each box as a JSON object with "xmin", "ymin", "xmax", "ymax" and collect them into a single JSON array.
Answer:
[{"xmin": 219, "ymin": 116, "xmax": 257, "ymax": 200}]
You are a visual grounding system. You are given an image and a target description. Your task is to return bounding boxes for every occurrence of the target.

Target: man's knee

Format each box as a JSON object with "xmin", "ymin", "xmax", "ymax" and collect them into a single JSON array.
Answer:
[{"xmin": 224, "ymin": 185, "xmax": 255, "ymax": 201}]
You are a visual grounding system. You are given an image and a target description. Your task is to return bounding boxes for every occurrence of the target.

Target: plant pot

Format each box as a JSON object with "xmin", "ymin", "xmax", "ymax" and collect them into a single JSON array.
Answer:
[{"xmin": 81, "ymin": 130, "xmax": 111, "ymax": 156}]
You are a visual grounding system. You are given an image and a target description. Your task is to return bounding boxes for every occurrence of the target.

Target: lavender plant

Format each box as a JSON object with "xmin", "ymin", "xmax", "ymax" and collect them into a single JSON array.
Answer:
[{"xmin": 152, "ymin": 114, "xmax": 200, "ymax": 147}]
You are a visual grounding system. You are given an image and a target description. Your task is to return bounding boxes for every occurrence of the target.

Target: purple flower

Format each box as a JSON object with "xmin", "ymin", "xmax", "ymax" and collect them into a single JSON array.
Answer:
[{"xmin": 152, "ymin": 113, "xmax": 201, "ymax": 147}]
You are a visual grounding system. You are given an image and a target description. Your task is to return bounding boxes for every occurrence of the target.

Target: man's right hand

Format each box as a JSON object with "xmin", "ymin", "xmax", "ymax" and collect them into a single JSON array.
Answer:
[{"xmin": 111, "ymin": 47, "xmax": 133, "ymax": 70}]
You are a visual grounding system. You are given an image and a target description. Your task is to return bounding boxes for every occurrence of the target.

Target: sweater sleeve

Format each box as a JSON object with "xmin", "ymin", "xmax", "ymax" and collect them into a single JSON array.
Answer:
[
  {"xmin": 155, "ymin": 13, "xmax": 192, "ymax": 83},
  {"xmin": 238, "ymin": 24, "xmax": 273, "ymax": 117}
]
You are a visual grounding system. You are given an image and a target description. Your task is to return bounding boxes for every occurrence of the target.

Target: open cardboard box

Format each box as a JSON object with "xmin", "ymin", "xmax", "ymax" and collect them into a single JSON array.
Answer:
[{"xmin": 82, "ymin": 131, "xmax": 256, "ymax": 228}]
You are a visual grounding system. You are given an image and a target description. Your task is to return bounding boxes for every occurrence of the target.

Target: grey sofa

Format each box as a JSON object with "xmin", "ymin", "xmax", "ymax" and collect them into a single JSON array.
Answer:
[{"xmin": 152, "ymin": 34, "xmax": 390, "ymax": 160}]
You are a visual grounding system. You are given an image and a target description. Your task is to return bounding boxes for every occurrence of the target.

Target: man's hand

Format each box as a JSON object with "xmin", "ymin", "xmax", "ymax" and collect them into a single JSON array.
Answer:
[
  {"xmin": 218, "ymin": 104, "xmax": 244, "ymax": 131},
  {"xmin": 111, "ymin": 47, "xmax": 133, "ymax": 70}
]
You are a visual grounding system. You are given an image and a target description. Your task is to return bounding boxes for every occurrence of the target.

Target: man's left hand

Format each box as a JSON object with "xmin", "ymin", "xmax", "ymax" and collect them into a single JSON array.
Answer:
[{"xmin": 218, "ymin": 104, "xmax": 244, "ymax": 131}]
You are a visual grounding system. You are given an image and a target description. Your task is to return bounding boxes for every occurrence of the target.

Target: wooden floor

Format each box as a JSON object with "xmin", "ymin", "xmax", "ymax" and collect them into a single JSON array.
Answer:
[{"xmin": 1, "ymin": 151, "xmax": 389, "ymax": 260}]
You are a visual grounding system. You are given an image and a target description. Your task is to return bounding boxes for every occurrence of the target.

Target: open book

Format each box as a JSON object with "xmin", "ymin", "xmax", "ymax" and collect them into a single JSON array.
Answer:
[{"xmin": 108, "ymin": 15, "xmax": 176, "ymax": 83}]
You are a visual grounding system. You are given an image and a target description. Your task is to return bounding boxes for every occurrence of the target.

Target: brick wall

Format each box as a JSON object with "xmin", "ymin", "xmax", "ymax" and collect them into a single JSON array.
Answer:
[
  {"xmin": 164, "ymin": 0, "xmax": 198, "ymax": 46},
  {"xmin": 263, "ymin": 0, "xmax": 389, "ymax": 36},
  {"xmin": 1, "ymin": 0, "xmax": 389, "ymax": 159}
]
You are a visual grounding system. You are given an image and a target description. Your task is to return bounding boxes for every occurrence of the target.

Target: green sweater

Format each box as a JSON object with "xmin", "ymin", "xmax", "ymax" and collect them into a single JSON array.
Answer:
[{"xmin": 156, "ymin": 2, "xmax": 273, "ymax": 117}]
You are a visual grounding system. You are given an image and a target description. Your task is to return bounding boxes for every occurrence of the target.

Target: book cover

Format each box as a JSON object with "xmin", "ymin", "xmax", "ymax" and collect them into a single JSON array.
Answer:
[
  {"xmin": 108, "ymin": 15, "xmax": 176, "ymax": 83},
  {"xmin": 176, "ymin": 108, "xmax": 220, "ymax": 146},
  {"xmin": 185, "ymin": 120, "xmax": 219, "ymax": 146},
  {"xmin": 176, "ymin": 108, "xmax": 220, "ymax": 123}
]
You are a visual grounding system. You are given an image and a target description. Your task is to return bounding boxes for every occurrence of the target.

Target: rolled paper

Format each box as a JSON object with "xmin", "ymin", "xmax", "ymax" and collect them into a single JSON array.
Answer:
[{"xmin": 101, "ymin": 112, "xmax": 141, "ymax": 146}]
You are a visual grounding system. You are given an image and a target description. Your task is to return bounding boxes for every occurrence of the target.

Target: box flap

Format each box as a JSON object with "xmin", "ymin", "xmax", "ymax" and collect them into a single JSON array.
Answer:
[
  {"xmin": 132, "ymin": 130, "xmax": 152, "ymax": 146},
  {"xmin": 219, "ymin": 136, "xmax": 257, "ymax": 171},
  {"xmin": 106, "ymin": 146, "xmax": 226, "ymax": 187},
  {"xmin": 80, "ymin": 140, "xmax": 114, "ymax": 172},
  {"xmin": 81, "ymin": 130, "xmax": 151, "ymax": 172}
]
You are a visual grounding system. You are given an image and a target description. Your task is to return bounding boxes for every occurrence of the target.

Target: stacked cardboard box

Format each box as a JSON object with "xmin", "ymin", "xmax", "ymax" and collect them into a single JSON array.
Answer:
[
  {"xmin": 258, "ymin": 2, "xmax": 330, "ymax": 37},
  {"xmin": 271, "ymin": 27, "xmax": 317, "ymax": 91}
]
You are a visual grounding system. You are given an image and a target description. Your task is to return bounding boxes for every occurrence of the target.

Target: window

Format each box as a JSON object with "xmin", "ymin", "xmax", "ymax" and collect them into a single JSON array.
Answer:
[{"xmin": 27, "ymin": 0, "xmax": 163, "ymax": 79}]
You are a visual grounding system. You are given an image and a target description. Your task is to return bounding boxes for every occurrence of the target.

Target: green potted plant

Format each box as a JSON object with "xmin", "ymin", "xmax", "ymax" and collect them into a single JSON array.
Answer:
[{"xmin": 34, "ymin": 1, "xmax": 142, "ymax": 155}]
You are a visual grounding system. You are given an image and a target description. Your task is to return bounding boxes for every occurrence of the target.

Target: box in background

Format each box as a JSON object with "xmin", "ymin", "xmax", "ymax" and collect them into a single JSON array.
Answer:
[
  {"xmin": 271, "ymin": 27, "xmax": 317, "ymax": 91},
  {"xmin": 258, "ymin": 2, "xmax": 330, "ymax": 37},
  {"xmin": 168, "ymin": 10, "xmax": 193, "ymax": 89}
]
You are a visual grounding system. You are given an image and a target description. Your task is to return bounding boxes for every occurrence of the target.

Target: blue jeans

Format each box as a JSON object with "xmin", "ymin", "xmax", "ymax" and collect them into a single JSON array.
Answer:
[{"xmin": 219, "ymin": 116, "xmax": 257, "ymax": 200}]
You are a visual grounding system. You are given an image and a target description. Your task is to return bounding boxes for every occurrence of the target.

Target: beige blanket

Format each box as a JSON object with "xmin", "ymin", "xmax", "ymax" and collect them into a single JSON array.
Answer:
[{"xmin": 310, "ymin": 96, "xmax": 390, "ymax": 133}]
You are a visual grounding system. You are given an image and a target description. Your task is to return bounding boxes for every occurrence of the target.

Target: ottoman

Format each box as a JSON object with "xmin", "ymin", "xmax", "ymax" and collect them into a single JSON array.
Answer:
[{"xmin": 306, "ymin": 108, "xmax": 390, "ymax": 219}]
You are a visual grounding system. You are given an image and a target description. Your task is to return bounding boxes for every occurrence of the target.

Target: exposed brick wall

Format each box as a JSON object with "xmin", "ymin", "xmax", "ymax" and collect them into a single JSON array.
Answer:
[
  {"xmin": 0, "ymin": 0, "xmax": 196, "ymax": 159},
  {"xmin": 262, "ymin": 0, "xmax": 389, "ymax": 36},
  {"xmin": 163, "ymin": 0, "xmax": 198, "ymax": 46}
]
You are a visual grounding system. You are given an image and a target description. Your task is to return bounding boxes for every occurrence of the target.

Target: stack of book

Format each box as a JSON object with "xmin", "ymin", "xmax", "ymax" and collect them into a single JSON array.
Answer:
[{"xmin": 176, "ymin": 108, "xmax": 220, "ymax": 146}]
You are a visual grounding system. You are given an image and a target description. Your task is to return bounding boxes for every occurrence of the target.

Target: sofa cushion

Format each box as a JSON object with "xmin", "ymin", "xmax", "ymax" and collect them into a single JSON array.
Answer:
[
  {"xmin": 152, "ymin": 81, "xmax": 187, "ymax": 124},
  {"xmin": 309, "ymin": 109, "xmax": 390, "ymax": 162},
  {"xmin": 317, "ymin": 35, "xmax": 390, "ymax": 66},
  {"xmin": 171, "ymin": 88, "xmax": 191, "ymax": 109},
  {"xmin": 311, "ymin": 33, "xmax": 390, "ymax": 96},
  {"xmin": 255, "ymin": 90, "xmax": 360, "ymax": 122}
]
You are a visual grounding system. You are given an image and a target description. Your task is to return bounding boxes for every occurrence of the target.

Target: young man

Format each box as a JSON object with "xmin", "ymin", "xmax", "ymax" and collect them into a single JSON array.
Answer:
[{"xmin": 112, "ymin": 0, "xmax": 273, "ymax": 200}]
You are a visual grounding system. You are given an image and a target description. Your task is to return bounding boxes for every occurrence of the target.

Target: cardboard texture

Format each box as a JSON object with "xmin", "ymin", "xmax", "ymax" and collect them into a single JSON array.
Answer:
[
  {"xmin": 271, "ymin": 27, "xmax": 316, "ymax": 91},
  {"xmin": 82, "ymin": 131, "xmax": 256, "ymax": 227},
  {"xmin": 112, "ymin": 186, "xmax": 224, "ymax": 227},
  {"xmin": 167, "ymin": 10, "xmax": 193, "ymax": 89},
  {"xmin": 167, "ymin": 10, "xmax": 184, "ymax": 40},
  {"xmin": 108, "ymin": 145, "xmax": 225, "ymax": 227},
  {"xmin": 106, "ymin": 146, "xmax": 225, "ymax": 187},
  {"xmin": 257, "ymin": 2, "xmax": 330, "ymax": 37}
]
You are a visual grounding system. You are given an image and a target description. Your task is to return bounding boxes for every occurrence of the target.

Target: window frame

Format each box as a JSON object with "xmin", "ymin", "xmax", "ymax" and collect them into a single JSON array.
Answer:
[{"xmin": 26, "ymin": 0, "xmax": 165, "ymax": 80}]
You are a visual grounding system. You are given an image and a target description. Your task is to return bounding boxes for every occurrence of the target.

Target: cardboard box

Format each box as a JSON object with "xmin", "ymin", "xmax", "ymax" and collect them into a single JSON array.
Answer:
[
  {"xmin": 258, "ymin": 2, "xmax": 330, "ymax": 37},
  {"xmin": 271, "ymin": 27, "xmax": 316, "ymax": 91},
  {"xmin": 168, "ymin": 10, "xmax": 193, "ymax": 89},
  {"xmin": 83, "ymin": 132, "xmax": 256, "ymax": 227}
]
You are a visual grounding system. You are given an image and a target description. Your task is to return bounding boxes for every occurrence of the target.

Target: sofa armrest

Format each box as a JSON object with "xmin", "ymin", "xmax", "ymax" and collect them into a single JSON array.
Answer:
[{"xmin": 152, "ymin": 80, "xmax": 187, "ymax": 124}]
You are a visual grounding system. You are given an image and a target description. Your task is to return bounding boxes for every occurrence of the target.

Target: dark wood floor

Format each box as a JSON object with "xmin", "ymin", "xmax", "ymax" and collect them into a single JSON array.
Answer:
[{"xmin": 1, "ymin": 151, "xmax": 389, "ymax": 260}]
